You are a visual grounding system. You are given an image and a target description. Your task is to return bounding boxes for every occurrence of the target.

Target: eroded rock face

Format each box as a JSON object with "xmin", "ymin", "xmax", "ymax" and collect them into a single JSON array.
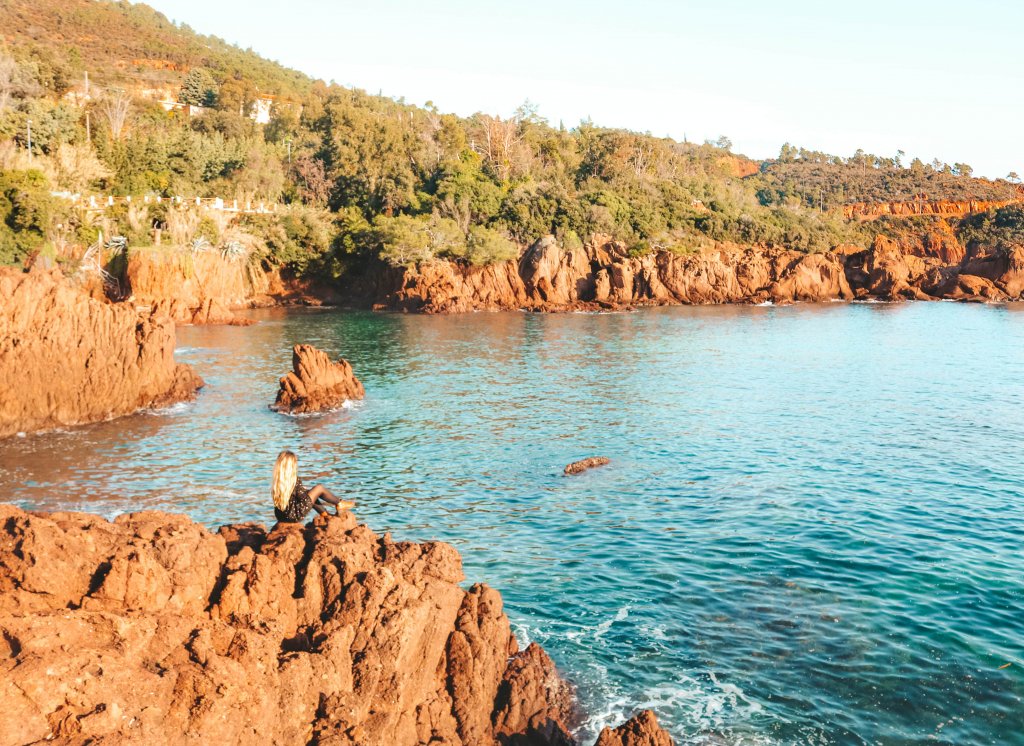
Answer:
[
  {"xmin": 0, "ymin": 268, "xmax": 203, "ymax": 438},
  {"xmin": 151, "ymin": 297, "xmax": 255, "ymax": 326},
  {"xmin": 124, "ymin": 251, "xmax": 335, "ymax": 325},
  {"xmin": 0, "ymin": 504, "xmax": 608, "ymax": 745},
  {"xmin": 125, "ymin": 251, "xmax": 264, "ymax": 325},
  {"xmin": 272, "ymin": 344, "xmax": 365, "ymax": 414},
  {"xmin": 842, "ymin": 198, "xmax": 1019, "ymax": 221},
  {"xmin": 594, "ymin": 711, "xmax": 674, "ymax": 746},
  {"xmin": 373, "ymin": 230, "xmax": 1024, "ymax": 312}
]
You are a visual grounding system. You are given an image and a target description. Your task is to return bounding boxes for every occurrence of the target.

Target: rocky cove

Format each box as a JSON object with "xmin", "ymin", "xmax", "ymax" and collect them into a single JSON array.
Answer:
[
  {"xmin": 0, "ymin": 268, "xmax": 673, "ymax": 744},
  {"xmin": 3, "ymin": 291, "xmax": 1024, "ymax": 743},
  {"xmin": 13, "ymin": 219, "xmax": 1014, "ymax": 438},
  {"xmin": 1, "ymin": 205, "xmax": 1023, "ymax": 744}
]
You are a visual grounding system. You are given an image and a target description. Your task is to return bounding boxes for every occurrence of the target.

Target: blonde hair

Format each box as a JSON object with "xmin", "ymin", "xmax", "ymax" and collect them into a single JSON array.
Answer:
[{"xmin": 271, "ymin": 450, "xmax": 298, "ymax": 511}]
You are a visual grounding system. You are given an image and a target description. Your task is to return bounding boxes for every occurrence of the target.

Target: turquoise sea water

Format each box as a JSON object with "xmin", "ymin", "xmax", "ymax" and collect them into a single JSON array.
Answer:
[{"xmin": 2, "ymin": 303, "xmax": 1023, "ymax": 744}]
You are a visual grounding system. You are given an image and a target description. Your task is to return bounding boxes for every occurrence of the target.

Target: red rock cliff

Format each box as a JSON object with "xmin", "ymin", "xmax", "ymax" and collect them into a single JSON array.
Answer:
[
  {"xmin": 125, "ymin": 251, "xmax": 267, "ymax": 325},
  {"xmin": 0, "ymin": 268, "xmax": 203, "ymax": 438},
  {"xmin": 842, "ymin": 198, "xmax": 1020, "ymax": 221},
  {"xmin": 0, "ymin": 504, "xmax": 668, "ymax": 745},
  {"xmin": 371, "ymin": 229, "xmax": 1024, "ymax": 312},
  {"xmin": 380, "ymin": 236, "xmax": 853, "ymax": 312},
  {"xmin": 124, "ymin": 250, "xmax": 337, "ymax": 325}
]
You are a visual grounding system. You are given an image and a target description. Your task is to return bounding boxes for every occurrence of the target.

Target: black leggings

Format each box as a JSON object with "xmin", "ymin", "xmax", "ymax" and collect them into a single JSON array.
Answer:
[{"xmin": 309, "ymin": 485, "xmax": 341, "ymax": 514}]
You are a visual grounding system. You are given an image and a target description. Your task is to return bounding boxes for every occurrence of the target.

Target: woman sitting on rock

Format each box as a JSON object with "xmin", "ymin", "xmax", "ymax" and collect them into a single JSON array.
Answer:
[{"xmin": 271, "ymin": 450, "xmax": 354, "ymax": 523}]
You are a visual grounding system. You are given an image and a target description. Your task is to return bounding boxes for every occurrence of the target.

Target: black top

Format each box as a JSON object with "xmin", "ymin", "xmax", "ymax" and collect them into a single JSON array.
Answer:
[{"xmin": 274, "ymin": 478, "xmax": 314, "ymax": 523}]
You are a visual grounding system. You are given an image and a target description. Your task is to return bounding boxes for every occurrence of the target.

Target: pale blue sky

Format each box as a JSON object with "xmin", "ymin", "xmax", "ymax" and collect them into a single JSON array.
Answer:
[{"xmin": 145, "ymin": 0, "xmax": 1021, "ymax": 178}]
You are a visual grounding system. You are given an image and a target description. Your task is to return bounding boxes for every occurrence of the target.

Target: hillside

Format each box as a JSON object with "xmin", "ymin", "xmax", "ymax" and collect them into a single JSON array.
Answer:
[
  {"xmin": 0, "ymin": 0, "xmax": 1019, "ymax": 275},
  {"xmin": 0, "ymin": 0, "xmax": 311, "ymax": 97}
]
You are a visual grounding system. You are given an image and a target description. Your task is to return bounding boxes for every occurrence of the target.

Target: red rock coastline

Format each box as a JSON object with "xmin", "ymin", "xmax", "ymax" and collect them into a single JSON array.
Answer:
[
  {"xmin": 123, "ymin": 250, "xmax": 338, "ymax": 326},
  {"xmin": 368, "ymin": 230, "xmax": 1024, "ymax": 313},
  {"xmin": 0, "ymin": 504, "xmax": 673, "ymax": 746}
]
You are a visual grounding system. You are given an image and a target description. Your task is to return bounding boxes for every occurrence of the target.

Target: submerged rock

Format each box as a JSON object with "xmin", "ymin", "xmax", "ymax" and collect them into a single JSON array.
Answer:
[
  {"xmin": 594, "ymin": 711, "xmax": 674, "ymax": 746},
  {"xmin": 272, "ymin": 343, "xmax": 365, "ymax": 414},
  {"xmin": 564, "ymin": 457, "xmax": 611, "ymax": 476},
  {"xmin": 0, "ymin": 267, "xmax": 203, "ymax": 438},
  {"xmin": 0, "ymin": 503, "xmax": 654, "ymax": 745}
]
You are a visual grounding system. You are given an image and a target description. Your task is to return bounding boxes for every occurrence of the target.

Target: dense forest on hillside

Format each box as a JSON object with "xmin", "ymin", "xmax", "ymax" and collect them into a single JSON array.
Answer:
[{"xmin": 0, "ymin": 0, "xmax": 1020, "ymax": 271}]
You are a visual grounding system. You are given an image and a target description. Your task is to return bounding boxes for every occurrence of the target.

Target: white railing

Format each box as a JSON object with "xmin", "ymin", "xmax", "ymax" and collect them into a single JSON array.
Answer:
[{"xmin": 50, "ymin": 192, "xmax": 280, "ymax": 214}]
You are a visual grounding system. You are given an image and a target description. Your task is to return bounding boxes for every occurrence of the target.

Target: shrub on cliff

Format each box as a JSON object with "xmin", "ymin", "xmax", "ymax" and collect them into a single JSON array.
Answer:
[
  {"xmin": 374, "ymin": 214, "xmax": 517, "ymax": 267},
  {"xmin": 0, "ymin": 168, "xmax": 54, "ymax": 265},
  {"xmin": 958, "ymin": 205, "xmax": 1024, "ymax": 251},
  {"xmin": 464, "ymin": 225, "xmax": 518, "ymax": 264},
  {"xmin": 375, "ymin": 213, "xmax": 457, "ymax": 267},
  {"xmin": 243, "ymin": 205, "xmax": 335, "ymax": 273}
]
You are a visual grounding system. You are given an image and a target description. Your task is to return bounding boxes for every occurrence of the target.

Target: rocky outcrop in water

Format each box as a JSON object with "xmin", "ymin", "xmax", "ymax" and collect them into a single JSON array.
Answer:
[
  {"xmin": 0, "ymin": 504, "xmax": 652, "ymax": 745},
  {"xmin": 594, "ymin": 711, "xmax": 674, "ymax": 746},
  {"xmin": 273, "ymin": 344, "xmax": 365, "ymax": 414},
  {"xmin": 0, "ymin": 268, "xmax": 203, "ymax": 438},
  {"xmin": 372, "ymin": 227, "xmax": 1024, "ymax": 312},
  {"xmin": 564, "ymin": 457, "xmax": 611, "ymax": 476}
]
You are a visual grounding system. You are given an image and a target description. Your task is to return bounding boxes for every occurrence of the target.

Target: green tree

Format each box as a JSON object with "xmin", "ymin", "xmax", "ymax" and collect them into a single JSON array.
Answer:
[
  {"xmin": 464, "ymin": 225, "xmax": 517, "ymax": 264},
  {"xmin": 952, "ymin": 163, "xmax": 974, "ymax": 178},
  {"xmin": 179, "ymin": 68, "xmax": 218, "ymax": 107},
  {"xmin": 0, "ymin": 169, "xmax": 54, "ymax": 265},
  {"xmin": 215, "ymin": 77, "xmax": 257, "ymax": 115},
  {"xmin": 374, "ymin": 213, "xmax": 435, "ymax": 267}
]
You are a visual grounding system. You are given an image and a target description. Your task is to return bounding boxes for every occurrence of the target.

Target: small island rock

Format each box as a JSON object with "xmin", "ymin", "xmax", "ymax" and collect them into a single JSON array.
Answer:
[{"xmin": 272, "ymin": 343, "xmax": 365, "ymax": 414}]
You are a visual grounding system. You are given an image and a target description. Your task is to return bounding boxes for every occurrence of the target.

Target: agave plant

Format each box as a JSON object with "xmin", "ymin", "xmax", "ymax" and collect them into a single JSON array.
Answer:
[
  {"xmin": 106, "ymin": 236, "xmax": 128, "ymax": 254},
  {"xmin": 220, "ymin": 240, "xmax": 248, "ymax": 262},
  {"xmin": 190, "ymin": 236, "xmax": 212, "ymax": 255},
  {"xmin": 76, "ymin": 239, "xmax": 115, "ymax": 285}
]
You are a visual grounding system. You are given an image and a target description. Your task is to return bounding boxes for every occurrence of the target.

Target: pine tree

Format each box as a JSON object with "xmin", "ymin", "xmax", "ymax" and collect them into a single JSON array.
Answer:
[{"xmin": 178, "ymin": 68, "xmax": 218, "ymax": 107}]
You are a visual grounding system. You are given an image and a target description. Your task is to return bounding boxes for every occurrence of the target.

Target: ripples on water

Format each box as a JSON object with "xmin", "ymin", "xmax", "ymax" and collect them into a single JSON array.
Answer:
[{"xmin": 2, "ymin": 303, "xmax": 1023, "ymax": 744}]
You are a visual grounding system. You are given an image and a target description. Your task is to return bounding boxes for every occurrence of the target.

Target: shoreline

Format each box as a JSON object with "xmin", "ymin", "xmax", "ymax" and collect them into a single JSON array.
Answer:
[
  {"xmin": 132, "ymin": 231, "xmax": 1024, "ymax": 323},
  {"xmin": 0, "ymin": 502, "xmax": 672, "ymax": 746}
]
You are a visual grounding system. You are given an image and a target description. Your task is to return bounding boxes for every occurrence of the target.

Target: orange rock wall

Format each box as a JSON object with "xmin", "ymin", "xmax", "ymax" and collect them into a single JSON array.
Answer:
[
  {"xmin": 374, "ymin": 227, "xmax": 1024, "ymax": 312},
  {"xmin": 0, "ymin": 268, "xmax": 203, "ymax": 438},
  {"xmin": 842, "ymin": 199, "xmax": 1019, "ymax": 221},
  {"xmin": 125, "ymin": 250, "xmax": 279, "ymax": 324}
]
